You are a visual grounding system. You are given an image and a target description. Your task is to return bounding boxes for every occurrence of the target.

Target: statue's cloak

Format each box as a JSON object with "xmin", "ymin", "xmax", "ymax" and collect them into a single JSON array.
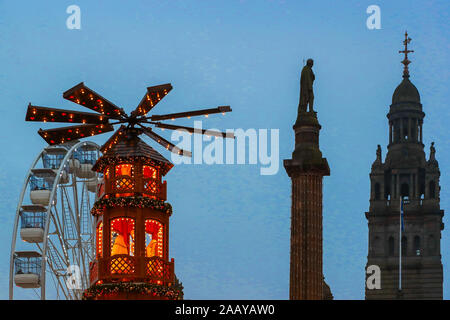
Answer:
[{"xmin": 299, "ymin": 65, "xmax": 315, "ymax": 107}]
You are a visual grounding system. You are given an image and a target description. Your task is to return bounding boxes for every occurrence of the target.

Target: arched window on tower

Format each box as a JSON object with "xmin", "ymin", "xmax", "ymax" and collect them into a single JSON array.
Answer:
[
  {"xmin": 413, "ymin": 235, "xmax": 421, "ymax": 256},
  {"xmin": 401, "ymin": 236, "xmax": 407, "ymax": 256},
  {"xmin": 372, "ymin": 236, "xmax": 381, "ymax": 255},
  {"xmin": 394, "ymin": 120, "xmax": 400, "ymax": 143},
  {"xmin": 110, "ymin": 218, "xmax": 135, "ymax": 256},
  {"xmin": 403, "ymin": 118, "xmax": 409, "ymax": 140},
  {"xmin": 374, "ymin": 183, "xmax": 381, "ymax": 200},
  {"xmin": 411, "ymin": 119, "xmax": 417, "ymax": 141},
  {"xmin": 401, "ymin": 183, "xmax": 409, "ymax": 199},
  {"xmin": 388, "ymin": 236, "xmax": 395, "ymax": 256},
  {"xmin": 142, "ymin": 165, "xmax": 159, "ymax": 198},
  {"xmin": 428, "ymin": 235, "xmax": 436, "ymax": 255},
  {"xmin": 145, "ymin": 219, "xmax": 164, "ymax": 258},
  {"xmin": 420, "ymin": 183, "xmax": 425, "ymax": 200},
  {"xmin": 114, "ymin": 164, "xmax": 135, "ymax": 196},
  {"xmin": 429, "ymin": 181, "xmax": 436, "ymax": 199}
]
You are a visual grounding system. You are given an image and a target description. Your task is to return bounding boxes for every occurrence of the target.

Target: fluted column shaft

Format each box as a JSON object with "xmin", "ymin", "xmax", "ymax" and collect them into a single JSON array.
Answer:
[{"xmin": 290, "ymin": 173, "xmax": 323, "ymax": 300}]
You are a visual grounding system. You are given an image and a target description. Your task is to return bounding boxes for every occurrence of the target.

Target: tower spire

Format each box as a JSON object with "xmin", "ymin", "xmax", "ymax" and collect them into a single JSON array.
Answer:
[{"xmin": 399, "ymin": 31, "xmax": 414, "ymax": 78}]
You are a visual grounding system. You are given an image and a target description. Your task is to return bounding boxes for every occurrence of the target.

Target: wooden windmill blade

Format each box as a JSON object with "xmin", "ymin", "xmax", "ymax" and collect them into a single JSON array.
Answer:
[
  {"xmin": 27, "ymin": 81, "xmax": 232, "ymax": 157},
  {"xmin": 141, "ymin": 126, "xmax": 192, "ymax": 157},
  {"xmin": 150, "ymin": 106, "xmax": 232, "ymax": 121},
  {"xmin": 26, "ymin": 104, "xmax": 110, "ymax": 124},
  {"xmin": 100, "ymin": 125, "xmax": 127, "ymax": 154},
  {"xmin": 131, "ymin": 83, "xmax": 173, "ymax": 117},
  {"xmin": 154, "ymin": 122, "xmax": 235, "ymax": 139},
  {"xmin": 63, "ymin": 82, "xmax": 125, "ymax": 119},
  {"xmin": 38, "ymin": 123, "xmax": 114, "ymax": 145}
]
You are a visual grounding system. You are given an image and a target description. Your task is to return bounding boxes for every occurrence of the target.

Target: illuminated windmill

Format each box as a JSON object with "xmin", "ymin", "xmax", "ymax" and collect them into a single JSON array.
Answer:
[
  {"xmin": 26, "ymin": 82, "xmax": 233, "ymax": 153},
  {"xmin": 26, "ymin": 82, "xmax": 233, "ymax": 300}
]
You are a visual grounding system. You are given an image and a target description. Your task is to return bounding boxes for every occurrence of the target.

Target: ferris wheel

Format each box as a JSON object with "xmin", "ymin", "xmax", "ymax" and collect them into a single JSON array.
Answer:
[{"xmin": 9, "ymin": 140, "xmax": 102, "ymax": 300}]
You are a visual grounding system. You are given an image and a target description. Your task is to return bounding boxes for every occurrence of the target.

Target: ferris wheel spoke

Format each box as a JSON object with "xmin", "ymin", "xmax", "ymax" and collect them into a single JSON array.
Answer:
[
  {"xmin": 49, "ymin": 207, "xmax": 67, "ymax": 257},
  {"xmin": 35, "ymin": 243, "xmax": 43, "ymax": 255},
  {"xmin": 47, "ymin": 268, "xmax": 70, "ymax": 300},
  {"xmin": 80, "ymin": 184, "xmax": 91, "ymax": 235},
  {"xmin": 61, "ymin": 186, "xmax": 77, "ymax": 240},
  {"xmin": 31, "ymin": 288, "xmax": 41, "ymax": 300},
  {"xmin": 47, "ymin": 238, "xmax": 67, "ymax": 271},
  {"xmin": 50, "ymin": 206, "xmax": 71, "ymax": 264},
  {"xmin": 46, "ymin": 236, "xmax": 77, "ymax": 300},
  {"xmin": 77, "ymin": 184, "xmax": 90, "ymax": 288},
  {"xmin": 70, "ymin": 173, "xmax": 85, "ymax": 274},
  {"xmin": 45, "ymin": 256, "xmax": 73, "ymax": 300}
]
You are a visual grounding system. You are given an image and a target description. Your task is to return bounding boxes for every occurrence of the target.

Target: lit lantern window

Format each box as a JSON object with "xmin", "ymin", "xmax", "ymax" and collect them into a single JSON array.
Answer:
[
  {"xmin": 111, "ymin": 218, "xmax": 135, "ymax": 256},
  {"xmin": 145, "ymin": 219, "xmax": 163, "ymax": 258},
  {"xmin": 114, "ymin": 164, "xmax": 135, "ymax": 194},
  {"xmin": 143, "ymin": 165, "xmax": 157, "ymax": 179},
  {"xmin": 96, "ymin": 222, "xmax": 103, "ymax": 258},
  {"xmin": 115, "ymin": 164, "xmax": 133, "ymax": 177}
]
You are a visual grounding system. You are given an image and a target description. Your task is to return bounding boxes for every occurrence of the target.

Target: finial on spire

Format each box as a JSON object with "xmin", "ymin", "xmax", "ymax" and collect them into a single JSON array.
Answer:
[{"xmin": 399, "ymin": 31, "xmax": 414, "ymax": 78}]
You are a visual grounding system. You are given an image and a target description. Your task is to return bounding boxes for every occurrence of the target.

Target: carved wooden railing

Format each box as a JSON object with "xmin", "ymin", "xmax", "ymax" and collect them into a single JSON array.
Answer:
[
  {"xmin": 104, "ymin": 176, "xmax": 166, "ymax": 200},
  {"xmin": 109, "ymin": 254, "xmax": 136, "ymax": 275},
  {"xmin": 89, "ymin": 260, "xmax": 98, "ymax": 285},
  {"xmin": 90, "ymin": 255, "xmax": 174, "ymax": 286},
  {"xmin": 144, "ymin": 256, "xmax": 174, "ymax": 282}
]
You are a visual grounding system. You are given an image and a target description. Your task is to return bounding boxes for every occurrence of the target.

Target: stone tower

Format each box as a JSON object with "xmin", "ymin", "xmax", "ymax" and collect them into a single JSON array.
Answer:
[
  {"xmin": 365, "ymin": 33, "xmax": 444, "ymax": 300},
  {"xmin": 284, "ymin": 62, "xmax": 331, "ymax": 299}
]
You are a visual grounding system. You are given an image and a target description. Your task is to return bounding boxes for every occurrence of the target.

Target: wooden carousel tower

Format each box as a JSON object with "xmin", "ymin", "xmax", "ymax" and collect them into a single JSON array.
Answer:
[
  {"xmin": 24, "ymin": 81, "xmax": 233, "ymax": 300},
  {"xmin": 85, "ymin": 129, "xmax": 182, "ymax": 300}
]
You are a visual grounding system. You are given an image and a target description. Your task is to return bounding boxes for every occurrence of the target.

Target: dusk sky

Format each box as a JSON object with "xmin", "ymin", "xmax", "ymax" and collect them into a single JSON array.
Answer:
[{"xmin": 0, "ymin": 0, "xmax": 449, "ymax": 299}]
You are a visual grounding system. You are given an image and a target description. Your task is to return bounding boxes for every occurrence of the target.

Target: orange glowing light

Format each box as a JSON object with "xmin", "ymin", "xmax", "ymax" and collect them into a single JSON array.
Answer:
[
  {"xmin": 115, "ymin": 164, "xmax": 132, "ymax": 176},
  {"xmin": 143, "ymin": 165, "xmax": 157, "ymax": 179}
]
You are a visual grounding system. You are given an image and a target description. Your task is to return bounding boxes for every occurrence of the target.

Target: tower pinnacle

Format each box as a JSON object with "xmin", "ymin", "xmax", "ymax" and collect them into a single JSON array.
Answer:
[{"xmin": 399, "ymin": 31, "xmax": 414, "ymax": 78}]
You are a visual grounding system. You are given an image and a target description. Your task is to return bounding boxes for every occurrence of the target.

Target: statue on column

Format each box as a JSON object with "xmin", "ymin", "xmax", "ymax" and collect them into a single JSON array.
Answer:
[{"xmin": 297, "ymin": 58, "xmax": 315, "ymax": 117}]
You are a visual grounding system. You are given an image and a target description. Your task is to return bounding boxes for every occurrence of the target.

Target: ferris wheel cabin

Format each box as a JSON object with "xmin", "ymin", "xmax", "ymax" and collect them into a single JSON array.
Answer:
[
  {"xmin": 74, "ymin": 146, "xmax": 98, "ymax": 179},
  {"xmin": 42, "ymin": 147, "xmax": 69, "ymax": 183},
  {"xmin": 29, "ymin": 169, "xmax": 56, "ymax": 206},
  {"xmin": 19, "ymin": 205, "xmax": 46, "ymax": 243},
  {"xmin": 13, "ymin": 251, "xmax": 42, "ymax": 289}
]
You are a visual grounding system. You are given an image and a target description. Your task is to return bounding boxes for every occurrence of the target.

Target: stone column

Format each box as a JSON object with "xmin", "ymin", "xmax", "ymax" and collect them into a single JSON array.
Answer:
[
  {"xmin": 389, "ymin": 123, "xmax": 392, "ymax": 144},
  {"xmin": 420, "ymin": 122, "xmax": 423, "ymax": 142},
  {"xmin": 408, "ymin": 118, "xmax": 411, "ymax": 140},
  {"xmin": 284, "ymin": 112, "xmax": 330, "ymax": 300},
  {"xmin": 400, "ymin": 118, "xmax": 404, "ymax": 141}
]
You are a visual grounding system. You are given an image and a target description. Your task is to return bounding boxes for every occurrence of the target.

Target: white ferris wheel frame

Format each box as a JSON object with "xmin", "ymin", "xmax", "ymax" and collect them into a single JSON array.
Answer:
[{"xmin": 9, "ymin": 140, "xmax": 101, "ymax": 300}]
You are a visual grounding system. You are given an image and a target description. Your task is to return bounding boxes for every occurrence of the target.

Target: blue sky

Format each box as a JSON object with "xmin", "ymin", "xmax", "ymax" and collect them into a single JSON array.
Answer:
[{"xmin": 0, "ymin": 0, "xmax": 449, "ymax": 299}]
